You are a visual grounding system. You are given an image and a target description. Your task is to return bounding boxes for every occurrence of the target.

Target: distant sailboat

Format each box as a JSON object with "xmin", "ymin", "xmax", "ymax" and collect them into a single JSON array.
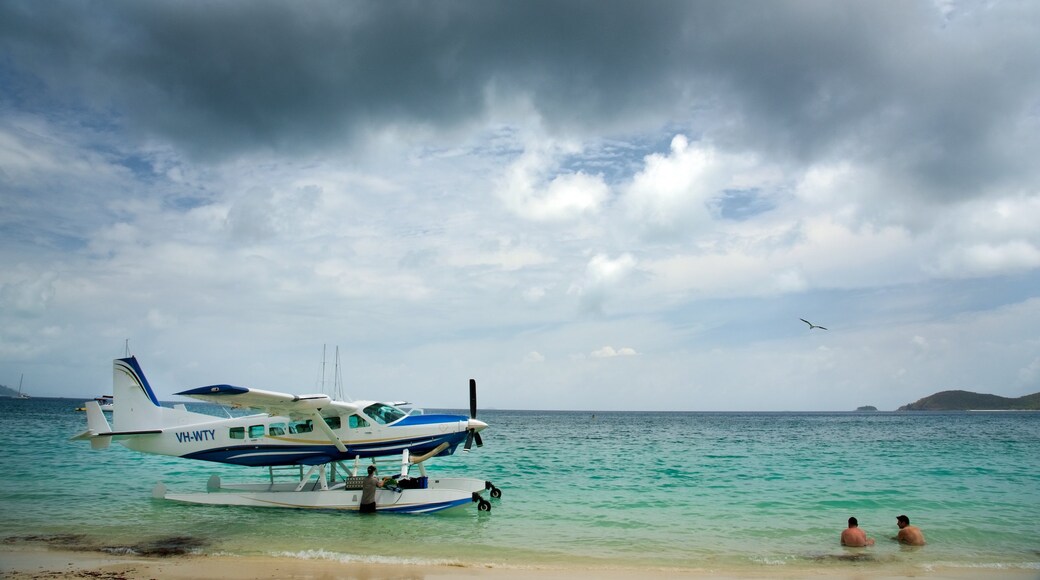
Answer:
[{"xmin": 15, "ymin": 374, "xmax": 30, "ymax": 399}]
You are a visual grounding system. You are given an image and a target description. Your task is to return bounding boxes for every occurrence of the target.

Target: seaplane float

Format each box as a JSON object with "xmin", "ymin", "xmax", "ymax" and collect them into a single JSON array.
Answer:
[{"xmin": 73, "ymin": 356, "xmax": 500, "ymax": 514}]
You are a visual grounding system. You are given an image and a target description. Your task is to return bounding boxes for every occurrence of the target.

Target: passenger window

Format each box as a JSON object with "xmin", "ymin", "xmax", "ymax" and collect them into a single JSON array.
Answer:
[
  {"xmin": 324, "ymin": 416, "xmax": 341, "ymax": 430},
  {"xmin": 230, "ymin": 427, "xmax": 244, "ymax": 439},
  {"xmin": 349, "ymin": 415, "xmax": 369, "ymax": 428},
  {"xmin": 290, "ymin": 420, "xmax": 313, "ymax": 433},
  {"xmin": 269, "ymin": 422, "xmax": 286, "ymax": 436},
  {"xmin": 249, "ymin": 424, "xmax": 265, "ymax": 438}
]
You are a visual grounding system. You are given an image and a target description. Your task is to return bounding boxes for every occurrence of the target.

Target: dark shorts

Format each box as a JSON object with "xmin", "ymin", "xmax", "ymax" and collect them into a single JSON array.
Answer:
[{"xmin": 359, "ymin": 502, "xmax": 376, "ymax": 514}]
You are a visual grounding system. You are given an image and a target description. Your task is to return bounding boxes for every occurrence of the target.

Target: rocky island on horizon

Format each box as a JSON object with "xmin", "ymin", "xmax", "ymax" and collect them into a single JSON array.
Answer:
[{"xmin": 898, "ymin": 390, "xmax": 1040, "ymax": 411}]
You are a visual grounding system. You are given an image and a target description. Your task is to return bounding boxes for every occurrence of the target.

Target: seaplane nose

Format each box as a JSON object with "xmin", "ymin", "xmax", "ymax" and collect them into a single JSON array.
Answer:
[{"xmin": 467, "ymin": 418, "xmax": 488, "ymax": 432}]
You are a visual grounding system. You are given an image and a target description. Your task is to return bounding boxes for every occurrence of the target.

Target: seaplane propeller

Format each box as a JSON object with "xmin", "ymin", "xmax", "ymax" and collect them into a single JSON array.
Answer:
[{"xmin": 464, "ymin": 378, "xmax": 484, "ymax": 451}]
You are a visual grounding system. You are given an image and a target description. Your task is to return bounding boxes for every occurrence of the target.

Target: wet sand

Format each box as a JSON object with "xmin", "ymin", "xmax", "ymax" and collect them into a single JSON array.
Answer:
[{"xmin": 1, "ymin": 547, "xmax": 1036, "ymax": 580}]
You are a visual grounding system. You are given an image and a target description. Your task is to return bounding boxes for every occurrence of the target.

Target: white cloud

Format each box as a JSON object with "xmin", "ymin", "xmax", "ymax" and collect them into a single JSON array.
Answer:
[
  {"xmin": 314, "ymin": 259, "xmax": 431, "ymax": 302},
  {"xmin": 146, "ymin": 309, "xmax": 177, "ymax": 330},
  {"xmin": 642, "ymin": 217, "xmax": 917, "ymax": 299},
  {"xmin": 522, "ymin": 286, "xmax": 549, "ymax": 303},
  {"xmin": 622, "ymin": 135, "xmax": 765, "ymax": 237},
  {"xmin": 770, "ymin": 269, "xmax": 808, "ymax": 293},
  {"xmin": 568, "ymin": 253, "xmax": 637, "ymax": 313},
  {"xmin": 496, "ymin": 143, "xmax": 609, "ymax": 222},
  {"xmin": 0, "ymin": 118, "xmax": 124, "ymax": 185},
  {"xmin": 590, "ymin": 346, "xmax": 638, "ymax": 358},
  {"xmin": 1018, "ymin": 357, "xmax": 1040, "ymax": 388},
  {"xmin": 932, "ymin": 240, "xmax": 1040, "ymax": 278},
  {"xmin": 443, "ymin": 242, "xmax": 551, "ymax": 272},
  {"xmin": 524, "ymin": 351, "xmax": 545, "ymax": 363},
  {"xmin": 0, "ymin": 270, "xmax": 56, "ymax": 315}
]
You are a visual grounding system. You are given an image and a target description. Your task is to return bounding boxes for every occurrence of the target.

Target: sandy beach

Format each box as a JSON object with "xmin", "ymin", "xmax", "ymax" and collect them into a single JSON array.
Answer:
[{"xmin": 2, "ymin": 547, "xmax": 1037, "ymax": 580}]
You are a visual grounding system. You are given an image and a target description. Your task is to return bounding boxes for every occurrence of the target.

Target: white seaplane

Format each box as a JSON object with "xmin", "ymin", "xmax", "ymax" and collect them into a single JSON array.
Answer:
[{"xmin": 73, "ymin": 356, "xmax": 499, "ymax": 514}]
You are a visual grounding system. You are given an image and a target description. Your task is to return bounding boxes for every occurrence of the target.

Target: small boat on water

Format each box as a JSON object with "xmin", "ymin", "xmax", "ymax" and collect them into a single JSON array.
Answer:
[
  {"xmin": 15, "ymin": 374, "xmax": 30, "ymax": 399},
  {"xmin": 76, "ymin": 395, "xmax": 114, "ymax": 413}
]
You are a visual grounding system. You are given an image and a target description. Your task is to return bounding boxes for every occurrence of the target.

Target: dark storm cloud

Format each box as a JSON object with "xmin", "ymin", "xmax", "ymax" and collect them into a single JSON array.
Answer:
[
  {"xmin": 1, "ymin": 0, "xmax": 679, "ymax": 153},
  {"xmin": 2, "ymin": 0, "xmax": 1038, "ymax": 200}
]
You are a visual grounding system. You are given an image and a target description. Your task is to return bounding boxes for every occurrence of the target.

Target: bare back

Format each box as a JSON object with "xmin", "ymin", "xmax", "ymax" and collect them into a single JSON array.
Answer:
[
  {"xmin": 896, "ymin": 525, "xmax": 926, "ymax": 545},
  {"xmin": 841, "ymin": 527, "xmax": 874, "ymax": 547}
]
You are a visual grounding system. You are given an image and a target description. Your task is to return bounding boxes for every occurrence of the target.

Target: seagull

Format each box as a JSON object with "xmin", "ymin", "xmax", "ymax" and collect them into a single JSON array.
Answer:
[{"xmin": 800, "ymin": 318, "xmax": 828, "ymax": 331}]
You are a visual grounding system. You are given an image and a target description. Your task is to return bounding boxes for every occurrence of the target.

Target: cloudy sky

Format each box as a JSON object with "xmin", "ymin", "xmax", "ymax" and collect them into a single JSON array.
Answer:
[{"xmin": 2, "ymin": 0, "xmax": 1039, "ymax": 411}]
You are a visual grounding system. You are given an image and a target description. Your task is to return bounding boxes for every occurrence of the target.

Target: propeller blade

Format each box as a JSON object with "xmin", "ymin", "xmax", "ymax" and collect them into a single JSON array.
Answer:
[{"xmin": 463, "ymin": 378, "xmax": 482, "ymax": 452}]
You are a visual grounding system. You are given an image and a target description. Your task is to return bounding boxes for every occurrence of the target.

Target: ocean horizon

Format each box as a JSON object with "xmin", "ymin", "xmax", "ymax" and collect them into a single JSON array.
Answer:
[
  {"xmin": 13, "ymin": 394, "xmax": 1030, "ymax": 413},
  {"xmin": 2, "ymin": 397, "xmax": 1038, "ymax": 574}
]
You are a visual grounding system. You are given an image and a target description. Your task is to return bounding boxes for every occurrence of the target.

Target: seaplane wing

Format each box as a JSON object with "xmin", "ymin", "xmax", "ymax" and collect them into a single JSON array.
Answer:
[
  {"xmin": 175, "ymin": 384, "xmax": 359, "ymax": 418},
  {"xmin": 174, "ymin": 384, "xmax": 358, "ymax": 453}
]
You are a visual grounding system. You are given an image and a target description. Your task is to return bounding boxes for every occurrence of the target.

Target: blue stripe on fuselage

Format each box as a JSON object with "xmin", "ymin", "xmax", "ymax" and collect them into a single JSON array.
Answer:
[
  {"xmin": 391, "ymin": 414, "xmax": 467, "ymax": 427},
  {"xmin": 180, "ymin": 432, "xmax": 466, "ymax": 466}
]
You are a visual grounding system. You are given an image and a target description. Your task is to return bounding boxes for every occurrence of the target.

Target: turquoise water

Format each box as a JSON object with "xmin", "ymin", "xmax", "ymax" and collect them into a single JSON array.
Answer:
[{"xmin": 2, "ymin": 398, "xmax": 1039, "ymax": 573}]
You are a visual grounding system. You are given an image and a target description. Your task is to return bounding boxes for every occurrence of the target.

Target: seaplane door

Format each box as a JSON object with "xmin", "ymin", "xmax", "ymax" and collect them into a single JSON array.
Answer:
[{"xmin": 348, "ymin": 414, "xmax": 372, "ymax": 436}]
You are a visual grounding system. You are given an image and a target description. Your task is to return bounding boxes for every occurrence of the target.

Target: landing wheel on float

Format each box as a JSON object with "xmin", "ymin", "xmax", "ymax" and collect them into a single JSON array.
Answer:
[
  {"xmin": 485, "ymin": 480, "xmax": 502, "ymax": 499},
  {"xmin": 472, "ymin": 492, "xmax": 492, "ymax": 512}
]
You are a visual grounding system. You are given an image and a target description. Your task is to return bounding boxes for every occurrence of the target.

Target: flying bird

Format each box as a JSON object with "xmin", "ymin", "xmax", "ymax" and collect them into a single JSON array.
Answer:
[{"xmin": 800, "ymin": 318, "xmax": 827, "ymax": 331}]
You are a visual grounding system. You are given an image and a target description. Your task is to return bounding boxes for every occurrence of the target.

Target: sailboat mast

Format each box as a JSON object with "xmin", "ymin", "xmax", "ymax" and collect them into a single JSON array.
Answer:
[
  {"xmin": 334, "ymin": 346, "xmax": 344, "ymax": 401},
  {"xmin": 320, "ymin": 343, "xmax": 327, "ymax": 393}
]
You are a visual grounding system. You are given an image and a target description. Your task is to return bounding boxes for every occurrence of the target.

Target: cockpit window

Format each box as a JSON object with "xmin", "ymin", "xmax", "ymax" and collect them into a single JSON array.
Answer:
[{"xmin": 363, "ymin": 403, "xmax": 406, "ymax": 425}]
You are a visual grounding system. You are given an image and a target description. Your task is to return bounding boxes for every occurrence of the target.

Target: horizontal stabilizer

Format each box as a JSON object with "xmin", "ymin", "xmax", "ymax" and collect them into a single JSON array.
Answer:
[
  {"xmin": 69, "ymin": 430, "xmax": 112, "ymax": 450},
  {"xmin": 71, "ymin": 428, "xmax": 162, "ymax": 442},
  {"xmin": 70, "ymin": 400, "xmax": 112, "ymax": 449},
  {"xmin": 101, "ymin": 429, "xmax": 164, "ymax": 438},
  {"xmin": 70, "ymin": 399, "xmax": 161, "ymax": 448}
]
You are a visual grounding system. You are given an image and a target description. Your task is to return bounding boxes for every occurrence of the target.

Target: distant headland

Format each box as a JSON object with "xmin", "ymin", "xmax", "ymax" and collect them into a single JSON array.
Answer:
[{"xmin": 898, "ymin": 390, "xmax": 1040, "ymax": 411}]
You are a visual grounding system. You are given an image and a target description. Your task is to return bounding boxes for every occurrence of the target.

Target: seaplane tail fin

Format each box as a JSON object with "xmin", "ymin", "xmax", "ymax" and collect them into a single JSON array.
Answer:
[{"xmin": 112, "ymin": 356, "xmax": 165, "ymax": 432}]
